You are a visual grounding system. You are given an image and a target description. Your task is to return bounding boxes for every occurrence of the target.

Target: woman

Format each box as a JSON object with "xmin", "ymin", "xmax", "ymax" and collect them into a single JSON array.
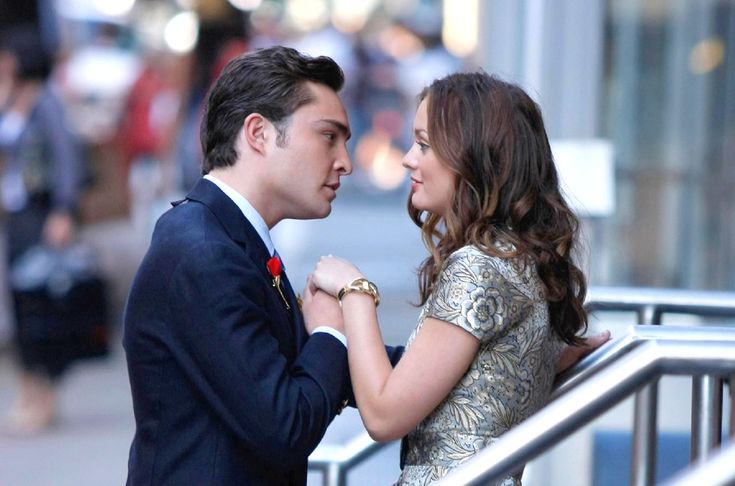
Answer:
[
  {"xmin": 1, "ymin": 26, "xmax": 83, "ymax": 434},
  {"xmin": 307, "ymin": 72, "xmax": 589, "ymax": 484}
]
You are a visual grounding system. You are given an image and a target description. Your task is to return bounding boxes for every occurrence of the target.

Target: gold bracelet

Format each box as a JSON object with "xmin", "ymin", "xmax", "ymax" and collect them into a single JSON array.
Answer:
[{"xmin": 337, "ymin": 277, "xmax": 380, "ymax": 307}]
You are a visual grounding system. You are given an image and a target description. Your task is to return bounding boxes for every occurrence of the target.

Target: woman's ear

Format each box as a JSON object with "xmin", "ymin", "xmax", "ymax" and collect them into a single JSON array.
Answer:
[{"xmin": 242, "ymin": 113, "xmax": 268, "ymax": 155}]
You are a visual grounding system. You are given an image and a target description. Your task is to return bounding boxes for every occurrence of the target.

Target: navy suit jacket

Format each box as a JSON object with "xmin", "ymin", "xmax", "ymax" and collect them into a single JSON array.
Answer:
[{"xmin": 124, "ymin": 179, "xmax": 390, "ymax": 485}]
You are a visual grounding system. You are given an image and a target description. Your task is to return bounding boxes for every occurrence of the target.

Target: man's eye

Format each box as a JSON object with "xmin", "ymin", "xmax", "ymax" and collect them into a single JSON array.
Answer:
[{"xmin": 324, "ymin": 132, "xmax": 336, "ymax": 141}]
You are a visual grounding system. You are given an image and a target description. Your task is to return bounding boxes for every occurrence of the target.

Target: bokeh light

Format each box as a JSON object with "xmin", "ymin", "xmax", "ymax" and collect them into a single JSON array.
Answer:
[
  {"xmin": 228, "ymin": 0, "xmax": 263, "ymax": 11},
  {"xmin": 92, "ymin": 0, "xmax": 136, "ymax": 18},
  {"xmin": 442, "ymin": 0, "xmax": 478, "ymax": 57},
  {"xmin": 164, "ymin": 11, "xmax": 200, "ymax": 54},
  {"xmin": 285, "ymin": 0, "xmax": 329, "ymax": 32},
  {"xmin": 331, "ymin": 0, "xmax": 379, "ymax": 34},
  {"xmin": 689, "ymin": 38, "xmax": 725, "ymax": 74}
]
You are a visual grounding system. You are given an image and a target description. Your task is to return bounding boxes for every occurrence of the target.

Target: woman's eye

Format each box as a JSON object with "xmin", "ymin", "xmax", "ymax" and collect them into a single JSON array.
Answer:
[{"xmin": 417, "ymin": 141, "xmax": 430, "ymax": 153}]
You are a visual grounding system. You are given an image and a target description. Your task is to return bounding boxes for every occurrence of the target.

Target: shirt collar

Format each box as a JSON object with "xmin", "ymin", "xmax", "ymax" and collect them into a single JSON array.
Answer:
[{"xmin": 203, "ymin": 174, "xmax": 275, "ymax": 256}]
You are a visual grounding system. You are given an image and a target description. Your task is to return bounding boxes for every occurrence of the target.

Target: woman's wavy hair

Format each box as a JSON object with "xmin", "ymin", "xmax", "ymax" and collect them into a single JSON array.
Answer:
[{"xmin": 409, "ymin": 72, "xmax": 587, "ymax": 345}]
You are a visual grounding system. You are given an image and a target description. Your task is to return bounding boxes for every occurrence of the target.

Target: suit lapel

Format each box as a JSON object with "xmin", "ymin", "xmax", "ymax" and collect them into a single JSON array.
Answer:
[
  {"xmin": 279, "ymin": 269, "xmax": 306, "ymax": 350},
  {"xmin": 185, "ymin": 179, "xmax": 302, "ymax": 350}
]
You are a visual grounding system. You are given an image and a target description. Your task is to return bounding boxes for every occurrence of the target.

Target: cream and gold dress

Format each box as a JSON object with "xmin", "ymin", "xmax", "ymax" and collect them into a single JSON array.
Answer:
[{"xmin": 396, "ymin": 245, "xmax": 564, "ymax": 485}]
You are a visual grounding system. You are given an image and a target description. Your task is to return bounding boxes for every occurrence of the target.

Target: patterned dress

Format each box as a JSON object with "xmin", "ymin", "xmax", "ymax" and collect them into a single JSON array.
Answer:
[{"xmin": 397, "ymin": 245, "xmax": 564, "ymax": 485}]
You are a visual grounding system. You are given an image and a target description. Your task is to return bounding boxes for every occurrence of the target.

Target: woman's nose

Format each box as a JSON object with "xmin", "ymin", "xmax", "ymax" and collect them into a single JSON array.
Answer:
[{"xmin": 401, "ymin": 150, "xmax": 416, "ymax": 170}]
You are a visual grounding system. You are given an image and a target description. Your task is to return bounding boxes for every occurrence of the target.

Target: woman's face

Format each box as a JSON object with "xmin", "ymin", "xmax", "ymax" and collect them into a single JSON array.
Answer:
[{"xmin": 402, "ymin": 98, "xmax": 457, "ymax": 217}]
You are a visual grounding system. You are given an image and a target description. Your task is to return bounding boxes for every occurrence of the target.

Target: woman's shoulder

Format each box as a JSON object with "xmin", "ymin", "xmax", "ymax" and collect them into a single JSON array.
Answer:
[
  {"xmin": 445, "ymin": 244, "xmax": 515, "ymax": 272},
  {"xmin": 446, "ymin": 244, "xmax": 543, "ymax": 300}
]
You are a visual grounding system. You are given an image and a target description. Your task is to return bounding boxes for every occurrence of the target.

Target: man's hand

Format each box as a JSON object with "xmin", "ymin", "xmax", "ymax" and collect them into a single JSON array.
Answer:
[
  {"xmin": 302, "ymin": 276, "xmax": 345, "ymax": 335},
  {"xmin": 556, "ymin": 330, "xmax": 612, "ymax": 374}
]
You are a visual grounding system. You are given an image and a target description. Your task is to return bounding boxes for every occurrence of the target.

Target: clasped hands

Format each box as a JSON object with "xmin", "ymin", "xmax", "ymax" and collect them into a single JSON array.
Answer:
[{"xmin": 302, "ymin": 255, "xmax": 362, "ymax": 335}]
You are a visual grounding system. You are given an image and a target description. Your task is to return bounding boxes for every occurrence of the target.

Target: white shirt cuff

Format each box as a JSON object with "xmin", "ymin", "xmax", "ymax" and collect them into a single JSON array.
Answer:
[{"xmin": 312, "ymin": 326, "xmax": 347, "ymax": 348}]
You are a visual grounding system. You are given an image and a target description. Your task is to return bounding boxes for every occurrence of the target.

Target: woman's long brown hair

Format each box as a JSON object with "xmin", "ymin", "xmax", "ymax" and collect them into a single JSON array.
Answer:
[{"xmin": 410, "ymin": 72, "xmax": 587, "ymax": 345}]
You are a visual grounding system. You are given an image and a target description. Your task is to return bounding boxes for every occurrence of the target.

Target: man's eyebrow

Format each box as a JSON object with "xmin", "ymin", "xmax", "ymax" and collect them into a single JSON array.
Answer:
[{"xmin": 319, "ymin": 119, "xmax": 352, "ymax": 141}]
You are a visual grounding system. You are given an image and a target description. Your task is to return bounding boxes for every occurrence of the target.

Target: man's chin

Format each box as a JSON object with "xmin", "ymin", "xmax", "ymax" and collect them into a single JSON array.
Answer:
[
  {"xmin": 292, "ymin": 204, "xmax": 332, "ymax": 221},
  {"xmin": 315, "ymin": 206, "xmax": 332, "ymax": 219}
]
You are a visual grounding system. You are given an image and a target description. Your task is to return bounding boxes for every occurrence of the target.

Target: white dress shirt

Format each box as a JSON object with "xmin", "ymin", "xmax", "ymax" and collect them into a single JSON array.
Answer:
[{"xmin": 203, "ymin": 175, "xmax": 346, "ymax": 347}]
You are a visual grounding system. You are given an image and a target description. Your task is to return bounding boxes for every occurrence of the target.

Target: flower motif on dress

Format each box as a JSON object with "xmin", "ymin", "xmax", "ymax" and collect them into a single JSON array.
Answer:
[
  {"xmin": 459, "ymin": 286, "xmax": 499, "ymax": 331},
  {"xmin": 459, "ymin": 365, "xmax": 481, "ymax": 388}
]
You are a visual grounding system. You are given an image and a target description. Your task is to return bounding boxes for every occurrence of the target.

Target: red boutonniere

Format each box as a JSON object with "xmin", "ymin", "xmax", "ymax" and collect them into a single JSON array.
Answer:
[{"xmin": 267, "ymin": 256, "xmax": 290, "ymax": 309}]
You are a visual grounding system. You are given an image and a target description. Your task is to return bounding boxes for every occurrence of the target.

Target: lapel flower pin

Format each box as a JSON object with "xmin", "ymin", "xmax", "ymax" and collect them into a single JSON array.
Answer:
[{"xmin": 267, "ymin": 256, "xmax": 290, "ymax": 310}]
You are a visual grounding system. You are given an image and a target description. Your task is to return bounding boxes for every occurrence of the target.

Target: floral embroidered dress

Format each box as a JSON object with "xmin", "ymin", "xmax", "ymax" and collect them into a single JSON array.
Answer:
[{"xmin": 397, "ymin": 245, "xmax": 564, "ymax": 485}]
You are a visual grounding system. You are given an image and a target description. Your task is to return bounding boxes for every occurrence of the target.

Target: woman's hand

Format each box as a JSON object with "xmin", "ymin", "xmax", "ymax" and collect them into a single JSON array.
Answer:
[
  {"xmin": 555, "ymin": 330, "xmax": 612, "ymax": 374},
  {"xmin": 310, "ymin": 255, "xmax": 363, "ymax": 297}
]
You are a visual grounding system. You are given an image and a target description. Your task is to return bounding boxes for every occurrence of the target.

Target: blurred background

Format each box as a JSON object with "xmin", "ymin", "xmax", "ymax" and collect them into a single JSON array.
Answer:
[{"xmin": 0, "ymin": 0, "xmax": 733, "ymax": 484}]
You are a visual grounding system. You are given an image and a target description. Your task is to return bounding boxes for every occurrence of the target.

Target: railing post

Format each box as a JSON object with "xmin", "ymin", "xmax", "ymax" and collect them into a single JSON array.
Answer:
[
  {"xmin": 323, "ymin": 462, "xmax": 346, "ymax": 486},
  {"xmin": 631, "ymin": 305, "xmax": 660, "ymax": 486},
  {"xmin": 730, "ymin": 375, "xmax": 735, "ymax": 439},
  {"xmin": 690, "ymin": 375, "xmax": 723, "ymax": 462},
  {"xmin": 631, "ymin": 380, "xmax": 658, "ymax": 486}
]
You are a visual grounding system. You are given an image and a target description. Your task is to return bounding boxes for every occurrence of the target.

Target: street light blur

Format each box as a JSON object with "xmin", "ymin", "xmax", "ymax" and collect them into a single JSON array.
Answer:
[
  {"xmin": 442, "ymin": 0, "xmax": 478, "ymax": 57},
  {"xmin": 164, "ymin": 10, "xmax": 199, "ymax": 54},
  {"xmin": 93, "ymin": 0, "xmax": 136, "ymax": 17},
  {"xmin": 227, "ymin": 0, "xmax": 263, "ymax": 11}
]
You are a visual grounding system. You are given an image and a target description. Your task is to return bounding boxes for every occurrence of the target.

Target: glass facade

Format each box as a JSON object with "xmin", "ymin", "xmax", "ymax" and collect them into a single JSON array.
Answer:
[{"xmin": 602, "ymin": 0, "xmax": 734, "ymax": 290}]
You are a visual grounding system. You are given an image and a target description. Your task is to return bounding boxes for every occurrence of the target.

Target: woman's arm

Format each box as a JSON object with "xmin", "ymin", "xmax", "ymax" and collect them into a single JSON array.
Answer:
[
  {"xmin": 342, "ymin": 290, "xmax": 478, "ymax": 441},
  {"xmin": 311, "ymin": 256, "xmax": 479, "ymax": 441}
]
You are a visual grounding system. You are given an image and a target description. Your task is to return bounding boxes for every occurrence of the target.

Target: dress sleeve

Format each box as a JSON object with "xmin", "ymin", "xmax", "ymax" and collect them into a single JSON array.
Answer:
[{"xmin": 425, "ymin": 248, "xmax": 533, "ymax": 343}]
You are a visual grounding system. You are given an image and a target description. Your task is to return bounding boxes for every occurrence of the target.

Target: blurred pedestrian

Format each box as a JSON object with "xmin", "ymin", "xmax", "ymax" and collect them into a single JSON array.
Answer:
[{"xmin": 0, "ymin": 25, "xmax": 83, "ymax": 434}]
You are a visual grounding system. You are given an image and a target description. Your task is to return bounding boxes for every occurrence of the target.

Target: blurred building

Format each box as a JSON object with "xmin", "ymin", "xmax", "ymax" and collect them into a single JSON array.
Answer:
[
  {"xmin": 478, "ymin": 0, "xmax": 734, "ymax": 292},
  {"xmin": 36, "ymin": 0, "xmax": 733, "ymax": 293}
]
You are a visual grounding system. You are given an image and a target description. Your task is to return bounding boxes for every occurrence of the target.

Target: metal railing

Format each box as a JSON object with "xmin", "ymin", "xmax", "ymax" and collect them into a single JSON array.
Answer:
[
  {"xmin": 307, "ymin": 287, "xmax": 735, "ymax": 486},
  {"xmin": 437, "ymin": 326, "xmax": 735, "ymax": 485},
  {"xmin": 307, "ymin": 433, "xmax": 384, "ymax": 486},
  {"xmin": 585, "ymin": 286, "xmax": 735, "ymax": 486}
]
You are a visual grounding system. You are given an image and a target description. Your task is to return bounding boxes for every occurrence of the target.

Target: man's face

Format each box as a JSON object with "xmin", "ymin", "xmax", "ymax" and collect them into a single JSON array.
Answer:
[{"xmin": 267, "ymin": 82, "xmax": 352, "ymax": 221}]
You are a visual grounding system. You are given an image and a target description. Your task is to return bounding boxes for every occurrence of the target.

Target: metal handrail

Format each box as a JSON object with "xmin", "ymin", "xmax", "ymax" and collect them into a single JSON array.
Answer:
[
  {"xmin": 307, "ymin": 287, "xmax": 735, "ymax": 485},
  {"xmin": 585, "ymin": 287, "xmax": 735, "ymax": 486},
  {"xmin": 662, "ymin": 441, "xmax": 735, "ymax": 486},
  {"xmin": 438, "ymin": 329, "xmax": 735, "ymax": 485},
  {"xmin": 585, "ymin": 286, "xmax": 735, "ymax": 322},
  {"xmin": 554, "ymin": 325, "xmax": 735, "ymax": 396}
]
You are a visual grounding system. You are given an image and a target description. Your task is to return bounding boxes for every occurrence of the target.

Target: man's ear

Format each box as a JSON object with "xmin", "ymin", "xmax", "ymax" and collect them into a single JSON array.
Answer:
[{"xmin": 242, "ymin": 113, "xmax": 268, "ymax": 155}]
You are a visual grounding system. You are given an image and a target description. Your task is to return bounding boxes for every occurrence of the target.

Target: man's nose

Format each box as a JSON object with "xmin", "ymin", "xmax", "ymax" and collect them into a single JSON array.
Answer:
[{"xmin": 336, "ymin": 146, "xmax": 353, "ymax": 175}]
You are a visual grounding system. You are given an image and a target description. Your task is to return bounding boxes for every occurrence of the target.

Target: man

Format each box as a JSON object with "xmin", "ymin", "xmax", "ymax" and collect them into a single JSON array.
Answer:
[{"xmin": 123, "ymin": 46, "xmax": 402, "ymax": 485}]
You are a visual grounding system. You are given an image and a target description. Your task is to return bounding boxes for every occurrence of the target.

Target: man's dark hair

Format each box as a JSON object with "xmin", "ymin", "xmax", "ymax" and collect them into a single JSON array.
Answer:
[{"xmin": 200, "ymin": 46, "xmax": 344, "ymax": 173}]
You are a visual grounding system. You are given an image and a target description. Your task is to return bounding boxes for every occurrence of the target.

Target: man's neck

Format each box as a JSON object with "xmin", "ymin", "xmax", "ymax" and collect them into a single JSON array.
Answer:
[{"xmin": 207, "ymin": 167, "xmax": 279, "ymax": 228}]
